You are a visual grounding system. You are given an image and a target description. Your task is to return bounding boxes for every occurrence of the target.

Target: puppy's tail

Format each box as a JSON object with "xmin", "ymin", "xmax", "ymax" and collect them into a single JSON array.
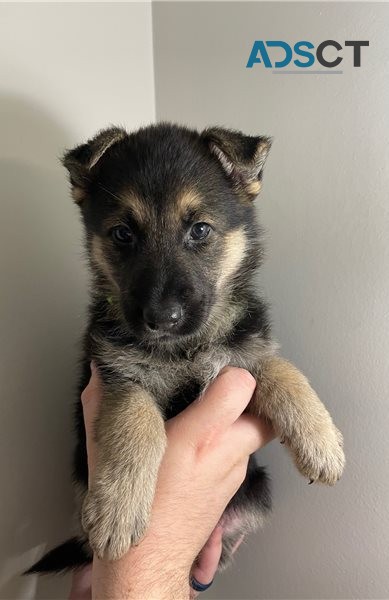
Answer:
[{"xmin": 24, "ymin": 537, "xmax": 92, "ymax": 575}]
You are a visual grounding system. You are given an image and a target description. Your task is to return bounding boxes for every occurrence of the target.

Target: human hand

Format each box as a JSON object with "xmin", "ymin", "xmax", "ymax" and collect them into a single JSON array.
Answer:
[{"xmin": 70, "ymin": 364, "xmax": 274, "ymax": 599}]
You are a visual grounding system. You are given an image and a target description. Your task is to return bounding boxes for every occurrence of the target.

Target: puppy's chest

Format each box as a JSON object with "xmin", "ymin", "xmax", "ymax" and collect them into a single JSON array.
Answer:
[
  {"xmin": 101, "ymin": 342, "xmax": 233, "ymax": 411},
  {"xmin": 124, "ymin": 348, "xmax": 231, "ymax": 410},
  {"xmin": 97, "ymin": 333, "xmax": 274, "ymax": 414}
]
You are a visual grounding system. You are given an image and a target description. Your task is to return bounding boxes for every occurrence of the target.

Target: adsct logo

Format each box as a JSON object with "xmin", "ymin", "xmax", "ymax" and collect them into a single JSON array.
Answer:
[{"xmin": 246, "ymin": 40, "xmax": 369, "ymax": 74}]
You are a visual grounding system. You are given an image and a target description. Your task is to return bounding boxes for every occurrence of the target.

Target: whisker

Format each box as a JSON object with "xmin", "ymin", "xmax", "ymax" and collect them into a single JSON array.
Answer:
[{"xmin": 97, "ymin": 182, "xmax": 123, "ymax": 203}]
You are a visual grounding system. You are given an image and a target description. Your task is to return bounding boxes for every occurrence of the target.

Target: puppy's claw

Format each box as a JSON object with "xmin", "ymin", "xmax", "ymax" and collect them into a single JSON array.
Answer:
[{"xmin": 289, "ymin": 424, "xmax": 345, "ymax": 486}]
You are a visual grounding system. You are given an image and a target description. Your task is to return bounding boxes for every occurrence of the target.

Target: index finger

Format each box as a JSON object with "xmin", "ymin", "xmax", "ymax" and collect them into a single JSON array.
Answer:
[{"xmin": 174, "ymin": 367, "xmax": 256, "ymax": 435}]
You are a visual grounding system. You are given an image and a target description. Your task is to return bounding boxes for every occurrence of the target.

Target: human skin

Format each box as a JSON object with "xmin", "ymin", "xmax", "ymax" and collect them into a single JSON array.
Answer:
[{"xmin": 69, "ymin": 364, "xmax": 275, "ymax": 600}]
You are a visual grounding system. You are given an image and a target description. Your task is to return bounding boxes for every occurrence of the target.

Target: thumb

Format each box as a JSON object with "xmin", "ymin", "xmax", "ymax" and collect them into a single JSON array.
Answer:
[{"xmin": 80, "ymin": 362, "xmax": 102, "ymax": 477}]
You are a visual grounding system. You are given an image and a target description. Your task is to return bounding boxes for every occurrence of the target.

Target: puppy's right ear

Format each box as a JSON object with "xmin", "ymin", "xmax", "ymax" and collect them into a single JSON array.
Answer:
[{"xmin": 62, "ymin": 127, "xmax": 128, "ymax": 204}]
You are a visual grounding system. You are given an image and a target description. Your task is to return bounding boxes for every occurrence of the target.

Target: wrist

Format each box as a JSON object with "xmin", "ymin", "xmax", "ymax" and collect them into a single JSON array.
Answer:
[{"xmin": 92, "ymin": 533, "xmax": 192, "ymax": 600}]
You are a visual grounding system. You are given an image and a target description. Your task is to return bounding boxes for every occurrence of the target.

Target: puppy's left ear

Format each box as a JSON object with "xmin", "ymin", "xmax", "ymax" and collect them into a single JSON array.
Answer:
[{"xmin": 201, "ymin": 127, "xmax": 272, "ymax": 199}]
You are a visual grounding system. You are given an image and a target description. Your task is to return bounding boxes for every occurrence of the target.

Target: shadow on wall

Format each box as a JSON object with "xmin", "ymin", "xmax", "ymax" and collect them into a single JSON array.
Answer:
[{"xmin": 0, "ymin": 96, "xmax": 88, "ymax": 599}]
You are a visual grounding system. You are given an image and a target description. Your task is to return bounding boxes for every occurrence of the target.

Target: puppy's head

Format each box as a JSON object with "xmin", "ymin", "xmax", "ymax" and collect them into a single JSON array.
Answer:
[{"xmin": 63, "ymin": 123, "xmax": 271, "ymax": 344}]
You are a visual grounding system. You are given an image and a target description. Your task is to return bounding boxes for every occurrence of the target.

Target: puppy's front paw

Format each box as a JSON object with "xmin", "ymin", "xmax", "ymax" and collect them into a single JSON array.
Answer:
[
  {"xmin": 81, "ymin": 475, "xmax": 152, "ymax": 561},
  {"xmin": 289, "ymin": 422, "xmax": 345, "ymax": 486}
]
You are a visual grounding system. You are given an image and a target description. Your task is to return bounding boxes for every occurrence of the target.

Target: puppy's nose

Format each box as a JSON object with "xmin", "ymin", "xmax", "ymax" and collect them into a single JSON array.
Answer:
[{"xmin": 143, "ymin": 302, "xmax": 183, "ymax": 331}]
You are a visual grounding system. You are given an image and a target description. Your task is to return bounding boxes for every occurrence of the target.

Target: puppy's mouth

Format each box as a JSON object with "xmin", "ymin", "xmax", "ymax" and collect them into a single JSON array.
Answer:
[
  {"xmin": 140, "ymin": 316, "xmax": 202, "ymax": 342},
  {"xmin": 141, "ymin": 327, "xmax": 182, "ymax": 343}
]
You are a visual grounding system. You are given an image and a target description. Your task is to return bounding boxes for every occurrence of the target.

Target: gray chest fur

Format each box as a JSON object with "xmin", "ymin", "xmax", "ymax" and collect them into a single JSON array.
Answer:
[{"xmin": 95, "ymin": 334, "xmax": 276, "ymax": 407}]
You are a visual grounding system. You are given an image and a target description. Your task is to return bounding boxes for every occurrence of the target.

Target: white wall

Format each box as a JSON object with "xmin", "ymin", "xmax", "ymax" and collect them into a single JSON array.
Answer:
[
  {"xmin": 0, "ymin": 3, "xmax": 155, "ymax": 599},
  {"xmin": 153, "ymin": 2, "xmax": 389, "ymax": 599}
]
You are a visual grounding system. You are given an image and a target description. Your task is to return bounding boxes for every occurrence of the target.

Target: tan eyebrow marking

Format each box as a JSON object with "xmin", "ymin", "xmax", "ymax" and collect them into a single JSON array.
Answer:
[
  {"xmin": 119, "ymin": 193, "xmax": 149, "ymax": 224},
  {"xmin": 96, "ymin": 183, "xmax": 149, "ymax": 225},
  {"xmin": 176, "ymin": 190, "xmax": 203, "ymax": 217},
  {"xmin": 174, "ymin": 190, "xmax": 217, "ymax": 228}
]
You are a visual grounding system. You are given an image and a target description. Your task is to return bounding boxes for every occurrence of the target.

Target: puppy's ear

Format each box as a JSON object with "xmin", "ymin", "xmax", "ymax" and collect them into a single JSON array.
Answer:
[
  {"xmin": 202, "ymin": 127, "xmax": 272, "ymax": 199},
  {"xmin": 62, "ymin": 127, "xmax": 128, "ymax": 204}
]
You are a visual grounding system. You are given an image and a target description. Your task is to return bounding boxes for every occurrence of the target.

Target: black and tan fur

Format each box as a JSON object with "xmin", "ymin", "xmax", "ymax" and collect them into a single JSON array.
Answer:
[{"xmin": 27, "ymin": 123, "xmax": 345, "ymax": 574}]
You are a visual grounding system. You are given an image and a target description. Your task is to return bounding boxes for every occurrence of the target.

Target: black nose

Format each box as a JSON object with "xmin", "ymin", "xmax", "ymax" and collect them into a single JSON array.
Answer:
[{"xmin": 143, "ymin": 302, "xmax": 184, "ymax": 331}]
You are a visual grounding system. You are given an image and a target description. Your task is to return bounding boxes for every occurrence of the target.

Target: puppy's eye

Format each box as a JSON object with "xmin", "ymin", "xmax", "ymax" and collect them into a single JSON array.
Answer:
[
  {"xmin": 111, "ymin": 225, "xmax": 134, "ymax": 245},
  {"xmin": 189, "ymin": 222, "xmax": 212, "ymax": 241}
]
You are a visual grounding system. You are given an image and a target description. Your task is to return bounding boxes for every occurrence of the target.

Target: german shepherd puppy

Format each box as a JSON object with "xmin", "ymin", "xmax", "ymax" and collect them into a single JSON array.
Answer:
[{"xmin": 28, "ymin": 123, "xmax": 345, "ymax": 575}]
